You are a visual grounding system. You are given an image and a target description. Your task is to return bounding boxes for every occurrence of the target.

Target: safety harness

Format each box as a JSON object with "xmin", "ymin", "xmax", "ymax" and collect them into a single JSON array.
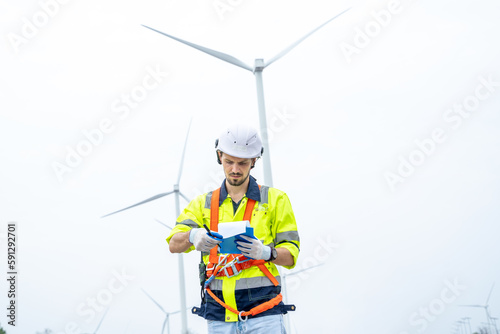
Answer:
[{"xmin": 203, "ymin": 187, "xmax": 284, "ymax": 321}]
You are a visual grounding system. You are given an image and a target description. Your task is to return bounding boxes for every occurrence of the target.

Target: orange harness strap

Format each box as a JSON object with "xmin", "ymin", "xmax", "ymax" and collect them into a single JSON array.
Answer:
[
  {"xmin": 256, "ymin": 262, "xmax": 279, "ymax": 286},
  {"xmin": 206, "ymin": 186, "xmax": 282, "ymax": 319},
  {"xmin": 209, "ymin": 188, "xmax": 221, "ymax": 263},
  {"xmin": 207, "ymin": 257, "xmax": 279, "ymax": 286},
  {"xmin": 205, "ymin": 286, "xmax": 283, "ymax": 318}
]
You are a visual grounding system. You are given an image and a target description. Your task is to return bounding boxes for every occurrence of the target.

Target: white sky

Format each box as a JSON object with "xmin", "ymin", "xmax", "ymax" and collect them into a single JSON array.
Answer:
[{"xmin": 1, "ymin": 0, "xmax": 500, "ymax": 333}]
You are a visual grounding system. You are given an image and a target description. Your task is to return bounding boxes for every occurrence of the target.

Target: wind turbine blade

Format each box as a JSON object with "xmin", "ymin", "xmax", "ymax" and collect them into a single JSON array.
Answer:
[
  {"xmin": 283, "ymin": 262, "xmax": 325, "ymax": 277},
  {"xmin": 141, "ymin": 288, "xmax": 167, "ymax": 314},
  {"xmin": 161, "ymin": 317, "xmax": 168, "ymax": 334},
  {"xmin": 177, "ymin": 119, "xmax": 192, "ymax": 185},
  {"xmin": 101, "ymin": 191, "xmax": 175, "ymax": 218},
  {"xmin": 460, "ymin": 304, "xmax": 485, "ymax": 308},
  {"xmin": 486, "ymin": 282, "xmax": 495, "ymax": 305},
  {"xmin": 155, "ymin": 219, "xmax": 173, "ymax": 230},
  {"xmin": 265, "ymin": 7, "xmax": 352, "ymax": 68},
  {"xmin": 179, "ymin": 191, "xmax": 190, "ymax": 203},
  {"xmin": 94, "ymin": 308, "xmax": 109, "ymax": 333},
  {"xmin": 142, "ymin": 25, "xmax": 253, "ymax": 72}
]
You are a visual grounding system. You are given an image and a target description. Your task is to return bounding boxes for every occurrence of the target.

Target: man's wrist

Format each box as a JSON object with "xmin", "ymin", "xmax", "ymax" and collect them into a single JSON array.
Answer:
[
  {"xmin": 266, "ymin": 246, "xmax": 278, "ymax": 262},
  {"xmin": 261, "ymin": 245, "xmax": 271, "ymax": 261},
  {"xmin": 188, "ymin": 228, "xmax": 199, "ymax": 244}
]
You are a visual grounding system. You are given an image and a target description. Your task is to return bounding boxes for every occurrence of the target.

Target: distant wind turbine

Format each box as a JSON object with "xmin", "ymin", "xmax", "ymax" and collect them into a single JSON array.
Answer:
[
  {"xmin": 457, "ymin": 319, "xmax": 468, "ymax": 334},
  {"xmin": 142, "ymin": 7, "xmax": 351, "ymax": 187},
  {"xmin": 452, "ymin": 321, "xmax": 462, "ymax": 334},
  {"xmin": 492, "ymin": 317, "xmax": 500, "ymax": 334},
  {"xmin": 82, "ymin": 308, "xmax": 109, "ymax": 334},
  {"xmin": 142, "ymin": 288, "xmax": 185, "ymax": 334},
  {"xmin": 102, "ymin": 120, "xmax": 193, "ymax": 334},
  {"xmin": 461, "ymin": 283, "xmax": 497, "ymax": 333},
  {"xmin": 462, "ymin": 317, "xmax": 472, "ymax": 334}
]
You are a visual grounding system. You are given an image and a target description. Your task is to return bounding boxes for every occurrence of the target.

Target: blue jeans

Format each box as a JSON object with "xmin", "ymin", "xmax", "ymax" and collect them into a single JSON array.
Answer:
[{"xmin": 207, "ymin": 314, "xmax": 286, "ymax": 334}]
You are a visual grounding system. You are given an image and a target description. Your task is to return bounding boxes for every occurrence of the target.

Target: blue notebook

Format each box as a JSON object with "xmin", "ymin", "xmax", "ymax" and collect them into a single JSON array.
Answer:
[{"xmin": 217, "ymin": 221, "xmax": 256, "ymax": 254}]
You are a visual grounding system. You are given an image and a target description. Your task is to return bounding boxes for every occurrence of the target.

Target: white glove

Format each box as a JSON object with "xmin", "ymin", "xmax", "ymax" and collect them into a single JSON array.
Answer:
[
  {"xmin": 235, "ymin": 235, "xmax": 271, "ymax": 260},
  {"xmin": 189, "ymin": 228, "xmax": 223, "ymax": 252}
]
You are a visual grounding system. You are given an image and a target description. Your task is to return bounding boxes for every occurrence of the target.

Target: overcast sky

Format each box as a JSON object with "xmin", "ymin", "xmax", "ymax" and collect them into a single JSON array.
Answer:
[{"xmin": 1, "ymin": 0, "xmax": 500, "ymax": 333}]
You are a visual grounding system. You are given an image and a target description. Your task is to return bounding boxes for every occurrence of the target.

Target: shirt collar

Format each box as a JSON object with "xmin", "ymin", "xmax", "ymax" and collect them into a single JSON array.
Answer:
[{"xmin": 219, "ymin": 175, "xmax": 261, "ymax": 205}]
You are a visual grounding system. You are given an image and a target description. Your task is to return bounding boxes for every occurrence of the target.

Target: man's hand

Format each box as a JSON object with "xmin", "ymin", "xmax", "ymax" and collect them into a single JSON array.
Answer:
[
  {"xmin": 189, "ymin": 228, "xmax": 223, "ymax": 252},
  {"xmin": 235, "ymin": 235, "xmax": 271, "ymax": 260}
]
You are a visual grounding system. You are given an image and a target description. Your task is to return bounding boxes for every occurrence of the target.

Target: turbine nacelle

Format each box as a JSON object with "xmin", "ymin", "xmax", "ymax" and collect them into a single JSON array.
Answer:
[{"xmin": 254, "ymin": 59, "xmax": 265, "ymax": 72}]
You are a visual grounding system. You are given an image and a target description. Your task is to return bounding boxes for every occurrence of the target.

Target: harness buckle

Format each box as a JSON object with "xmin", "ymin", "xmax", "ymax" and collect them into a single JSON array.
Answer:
[{"xmin": 223, "ymin": 262, "xmax": 241, "ymax": 278}]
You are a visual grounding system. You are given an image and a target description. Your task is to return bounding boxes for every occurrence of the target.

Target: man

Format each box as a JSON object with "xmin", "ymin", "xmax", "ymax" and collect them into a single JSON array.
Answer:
[{"xmin": 167, "ymin": 124, "xmax": 300, "ymax": 333}]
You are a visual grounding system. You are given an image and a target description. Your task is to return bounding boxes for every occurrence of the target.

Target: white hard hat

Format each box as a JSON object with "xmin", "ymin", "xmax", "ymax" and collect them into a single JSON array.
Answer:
[{"xmin": 215, "ymin": 124, "xmax": 263, "ymax": 161}]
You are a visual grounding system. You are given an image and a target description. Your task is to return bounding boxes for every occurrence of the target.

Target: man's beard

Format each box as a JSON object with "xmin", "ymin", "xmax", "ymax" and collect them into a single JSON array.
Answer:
[{"xmin": 227, "ymin": 173, "xmax": 249, "ymax": 186}]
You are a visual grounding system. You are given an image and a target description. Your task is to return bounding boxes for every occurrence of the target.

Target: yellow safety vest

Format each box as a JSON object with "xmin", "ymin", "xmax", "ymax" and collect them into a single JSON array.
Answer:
[{"xmin": 167, "ymin": 181, "xmax": 300, "ymax": 322}]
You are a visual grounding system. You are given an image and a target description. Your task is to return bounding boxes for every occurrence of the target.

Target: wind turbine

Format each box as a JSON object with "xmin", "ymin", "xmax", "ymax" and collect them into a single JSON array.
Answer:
[
  {"xmin": 457, "ymin": 319, "xmax": 469, "ymax": 334},
  {"xmin": 452, "ymin": 321, "xmax": 462, "ymax": 334},
  {"xmin": 462, "ymin": 317, "xmax": 473, "ymax": 334},
  {"xmin": 82, "ymin": 308, "xmax": 109, "ymax": 334},
  {"xmin": 102, "ymin": 120, "xmax": 193, "ymax": 334},
  {"xmin": 461, "ymin": 283, "xmax": 497, "ymax": 333},
  {"xmin": 142, "ymin": 288, "xmax": 186, "ymax": 334},
  {"xmin": 492, "ymin": 317, "xmax": 500, "ymax": 334},
  {"xmin": 142, "ymin": 7, "xmax": 351, "ymax": 187}
]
